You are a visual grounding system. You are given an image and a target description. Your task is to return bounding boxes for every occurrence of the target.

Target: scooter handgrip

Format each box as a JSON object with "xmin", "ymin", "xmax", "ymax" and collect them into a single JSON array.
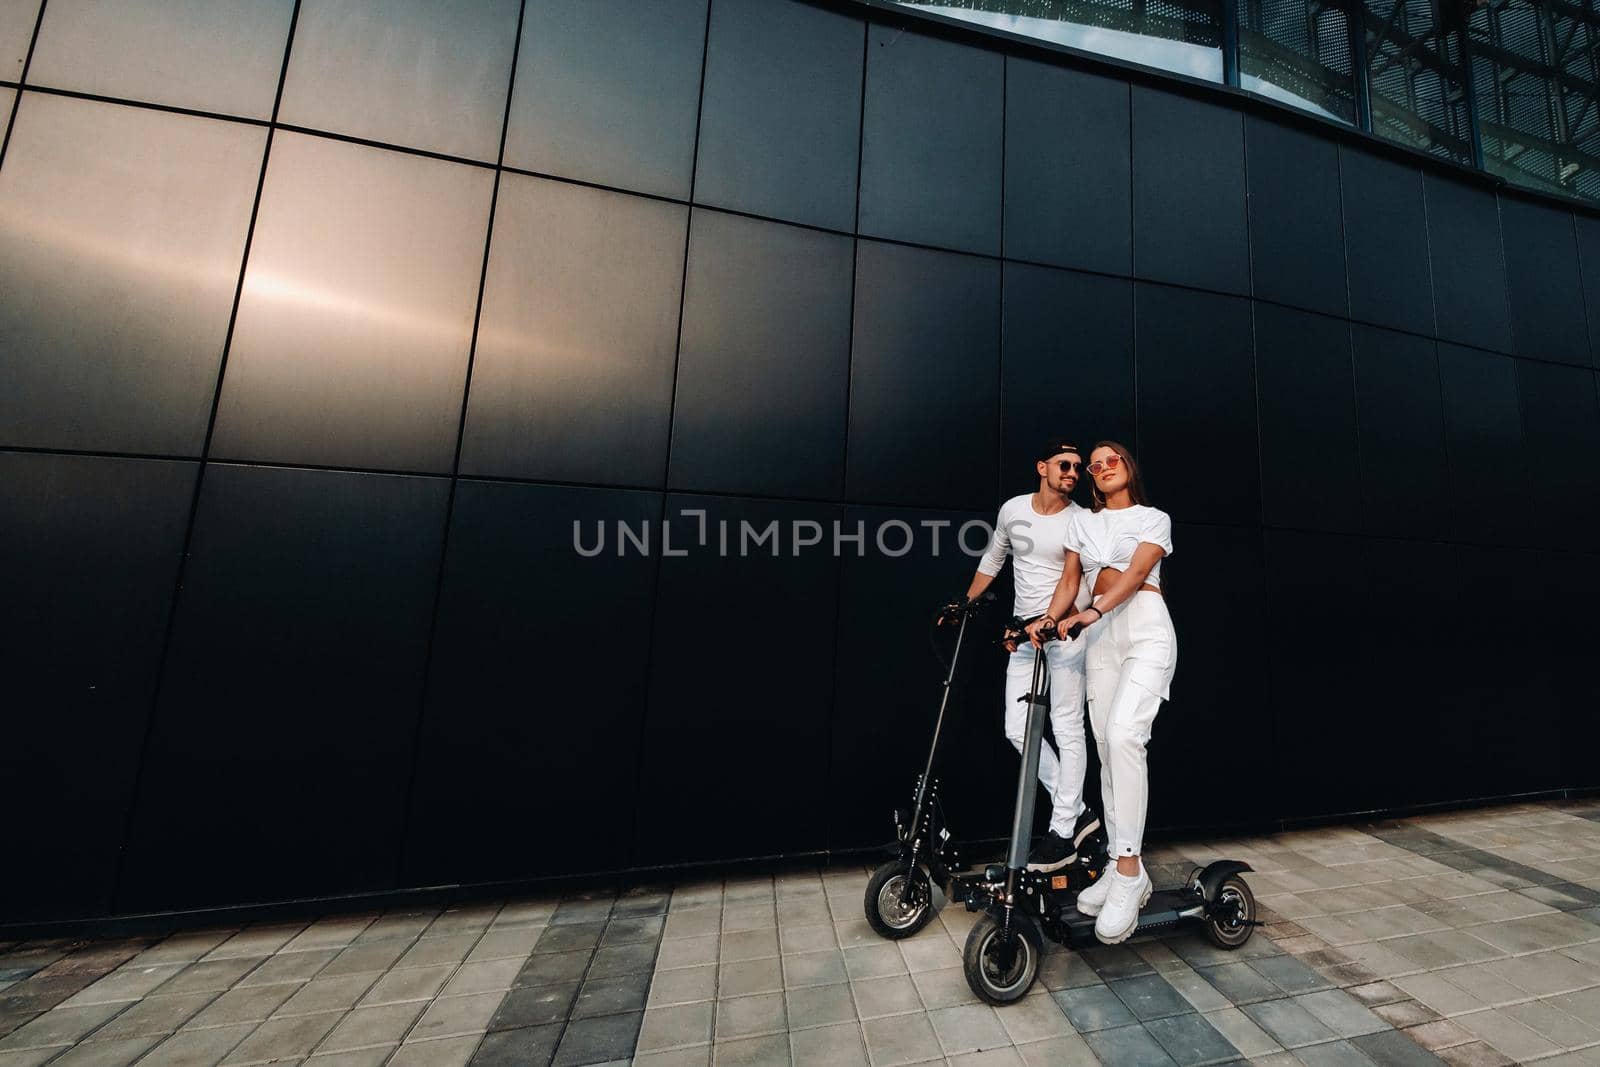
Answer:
[{"xmin": 1065, "ymin": 622, "xmax": 1085, "ymax": 640}]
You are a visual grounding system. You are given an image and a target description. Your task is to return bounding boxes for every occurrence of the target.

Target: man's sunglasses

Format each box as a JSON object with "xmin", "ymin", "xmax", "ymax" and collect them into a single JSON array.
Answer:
[
  {"xmin": 1087, "ymin": 454, "xmax": 1123, "ymax": 476},
  {"xmin": 1054, "ymin": 460, "xmax": 1082, "ymax": 473}
]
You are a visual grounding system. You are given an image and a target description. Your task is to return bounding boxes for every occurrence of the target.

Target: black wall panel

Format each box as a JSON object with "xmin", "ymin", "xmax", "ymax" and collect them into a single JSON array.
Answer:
[
  {"xmin": 848, "ymin": 240, "xmax": 1000, "ymax": 511},
  {"xmin": 1436, "ymin": 345, "xmax": 1529, "ymax": 546},
  {"xmin": 1147, "ymin": 524, "xmax": 1272, "ymax": 832},
  {"xmin": 11, "ymin": 0, "xmax": 1600, "ymax": 928},
  {"xmin": 694, "ymin": 0, "xmax": 863, "ymax": 232},
  {"xmin": 118, "ymin": 465, "xmax": 448, "ymax": 911},
  {"xmin": 1134, "ymin": 284, "xmax": 1259, "ymax": 525},
  {"xmin": 1254, "ymin": 304, "xmax": 1360, "ymax": 533},
  {"xmin": 634, "ymin": 496, "xmax": 841, "ymax": 866},
  {"xmin": 1003, "ymin": 58, "xmax": 1131, "ymax": 275},
  {"xmin": 1425, "ymin": 176, "xmax": 1512, "ymax": 353},
  {"xmin": 402, "ymin": 481, "xmax": 661, "ymax": 886},
  {"xmin": 670, "ymin": 210, "xmax": 853, "ymax": 499},
  {"xmin": 830, "ymin": 505, "xmax": 1011, "ymax": 851},
  {"xmin": 504, "ymin": 0, "xmax": 707, "ymax": 199},
  {"xmin": 1132, "ymin": 87, "xmax": 1249, "ymax": 296},
  {"xmin": 1514, "ymin": 360, "xmax": 1600, "ymax": 536},
  {"xmin": 1263, "ymin": 530, "xmax": 1371, "ymax": 818},
  {"xmin": 858, "ymin": 25, "xmax": 1002, "ymax": 255},
  {"xmin": 0, "ymin": 453, "xmax": 196, "ymax": 922},
  {"xmin": 1340, "ymin": 149, "xmax": 1435, "ymax": 336},
  {"xmin": 1245, "ymin": 117, "xmax": 1346, "ymax": 319},
  {"xmin": 460, "ymin": 175, "xmax": 689, "ymax": 487},
  {"xmin": 1501, "ymin": 198, "xmax": 1589, "ymax": 367},
  {"xmin": 1350, "ymin": 326, "xmax": 1451, "ymax": 542},
  {"xmin": 1000, "ymin": 264, "xmax": 1135, "ymax": 498}
]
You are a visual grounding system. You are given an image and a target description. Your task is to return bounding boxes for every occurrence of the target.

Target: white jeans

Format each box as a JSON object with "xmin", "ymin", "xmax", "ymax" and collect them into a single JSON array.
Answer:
[
  {"xmin": 1085, "ymin": 591, "xmax": 1177, "ymax": 858},
  {"xmin": 1003, "ymin": 639, "xmax": 1088, "ymax": 837}
]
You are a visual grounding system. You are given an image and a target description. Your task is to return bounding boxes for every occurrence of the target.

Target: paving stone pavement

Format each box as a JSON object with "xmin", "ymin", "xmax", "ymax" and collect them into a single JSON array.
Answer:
[{"xmin": 4, "ymin": 798, "xmax": 1600, "ymax": 1065}]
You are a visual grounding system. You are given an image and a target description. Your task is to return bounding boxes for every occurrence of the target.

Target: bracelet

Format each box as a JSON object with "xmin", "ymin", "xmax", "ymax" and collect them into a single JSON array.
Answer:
[{"xmin": 1086, "ymin": 606, "xmax": 1103, "ymax": 621}]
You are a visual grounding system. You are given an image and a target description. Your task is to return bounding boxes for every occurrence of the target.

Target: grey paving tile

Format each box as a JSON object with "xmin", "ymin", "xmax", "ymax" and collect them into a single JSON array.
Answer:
[
  {"xmin": 184, "ymin": 983, "xmax": 300, "ymax": 1029},
  {"xmin": 316, "ymin": 1000, "xmax": 425, "ymax": 1051},
  {"xmin": 1082, "ymin": 944, "xmax": 1157, "ymax": 980},
  {"xmin": 711, "ymin": 1032, "xmax": 790, "ymax": 1066},
  {"xmin": 657, "ymin": 936, "xmax": 720, "ymax": 971},
  {"xmin": 1432, "ymin": 1041, "xmax": 1514, "ymax": 1066},
  {"xmin": 851, "ymin": 974, "xmax": 924, "ymax": 1018},
  {"xmin": 715, "ymin": 993, "xmax": 785, "ymax": 1040},
  {"xmin": 1143, "ymin": 1011, "xmax": 1242, "ymax": 1067},
  {"xmin": 234, "ymin": 949, "xmax": 335, "ymax": 987},
  {"xmin": 1352, "ymin": 1028, "xmax": 1455, "ymax": 1066},
  {"xmin": 470, "ymin": 1023, "xmax": 563, "ymax": 1067},
  {"xmin": 788, "ymin": 1021, "xmax": 866, "ymax": 1066},
  {"xmin": 490, "ymin": 981, "xmax": 578, "ymax": 1030},
  {"xmin": 649, "ymin": 964, "xmax": 717, "ymax": 1009},
  {"xmin": 717, "ymin": 958, "xmax": 783, "ymax": 999},
  {"xmin": 1451, "ymin": 1006, "xmax": 1563, "ymax": 1061},
  {"xmin": 777, "ymin": 924, "xmax": 836, "ymax": 956},
  {"xmin": 1295, "ymin": 988, "xmax": 1391, "ymax": 1038},
  {"xmin": 87, "ymin": 992, "xmax": 213, "ymax": 1041},
  {"xmin": 516, "ymin": 949, "xmax": 591, "ymax": 989},
  {"xmin": 273, "ymin": 974, "xmax": 378, "ymax": 1017},
  {"xmin": 782, "ymin": 983, "xmax": 854, "ymax": 1030},
  {"xmin": 861, "ymin": 1011, "xmax": 943, "ymax": 1066},
  {"xmin": 926, "ymin": 1003, "xmax": 1008, "ymax": 1056},
  {"xmin": 907, "ymin": 966, "xmax": 978, "ymax": 1010},
  {"xmin": 1037, "ymin": 949, "xmax": 1103, "ymax": 991},
  {"xmin": 1015, "ymin": 1032, "xmax": 1101, "ymax": 1065},
  {"xmin": 440, "ymin": 958, "xmax": 525, "ymax": 998},
  {"xmin": 1251, "ymin": 953, "xmax": 1335, "ymax": 994},
  {"xmin": 0, "ymin": 1003, "xmax": 122, "ymax": 1050},
  {"xmin": 780, "ymin": 950, "xmax": 845, "ymax": 990},
  {"xmin": 204, "ymin": 927, "xmax": 303, "ymax": 961},
  {"xmin": 1196, "ymin": 961, "xmax": 1281, "ymax": 1004},
  {"xmin": 1371, "ymin": 999, "xmax": 1440, "ymax": 1028},
  {"xmin": 156, "ymin": 958, "xmax": 265, "ymax": 996},
  {"xmin": 552, "ymin": 1010, "xmax": 642, "ymax": 1066},
  {"xmin": 573, "ymin": 971, "xmax": 651, "ymax": 1019},
  {"xmin": 219, "ymin": 1009, "xmax": 341, "ymax": 1063},
  {"xmin": 1500, "ymin": 998, "xmax": 1600, "ymax": 1050},
  {"xmin": 59, "ymin": 964, "xmax": 184, "ymax": 1006},
  {"xmin": 318, "ymin": 940, "xmax": 410, "ymax": 979},
  {"xmin": 1053, "ymin": 983, "xmax": 1138, "ymax": 1031},
  {"xmin": 358, "ymin": 963, "xmax": 455, "ymax": 1006},
  {"xmin": 140, "ymin": 1022, "xmax": 258, "ymax": 1067},
  {"xmin": 1242, "ymin": 997, "xmax": 1339, "ymax": 1049},
  {"xmin": 1295, "ymin": 1038, "xmax": 1386, "ymax": 1066},
  {"xmin": 586, "ymin": 940, "xmax": 658, "ymax": 979},
  {"xmin": 534, "ymin": 924, "xmax": 605, "ymax": 956},
  {"xmin": 636, "ymin": 1001, "xmax": 714, "ymax": 1053},
  {"xmin": 389, "ymin": 1034, "xmax": 480, "ymax": 1067},
  {"xmin": 408, "ymin": 990, "xmax": 503, "ymax": 1042},
  {"xmin": 1110, "ymin": 973, "xmax": 1196, "ymax": 1022},
  {"xmin": 351, "ymin": 913, "xmax": 434, "ymax": 945},
  {"xmin": 719, "ymin": 931, "xmax": 779, "ymax": 964},
  {"xmin": 45, "ymin": 1034, "xmax": 162, "ymax": 1066},
  {"xmin": 603, "ymin": 916, "xmax": 666, "ymax": 947},
  {"xmin": 995, "ymin": 992, "xmax": 1073, "ymax": 1044},
  {"xmin": 1402, "ymin": 1018, "xmax": 1475, "ymax": 1052},
  {"xmin": 1081, "ymin": 1022, "xmax": 1180, "ymax": 1066},
  {"xmin": 551, "ymin": 899, "xmax": 614, "ymax": 927}
]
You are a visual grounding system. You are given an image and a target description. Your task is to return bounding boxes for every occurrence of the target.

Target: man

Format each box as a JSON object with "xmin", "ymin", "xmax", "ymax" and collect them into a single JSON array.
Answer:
[{"xmin": 946, "ymin": 439, "xmax": 1099, "ymax": 872}]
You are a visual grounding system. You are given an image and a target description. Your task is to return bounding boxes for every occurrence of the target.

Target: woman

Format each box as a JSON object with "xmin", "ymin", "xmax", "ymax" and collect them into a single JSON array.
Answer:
[{"xmin": 1026, "ymin": 441, "xmax": 1176, "ymax": 944}]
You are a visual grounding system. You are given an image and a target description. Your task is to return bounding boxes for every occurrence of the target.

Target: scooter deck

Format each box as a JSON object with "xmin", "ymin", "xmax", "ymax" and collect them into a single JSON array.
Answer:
[{"xmin": 1054, "ymin": 888, "xmax": 1205, "ymax": 947}]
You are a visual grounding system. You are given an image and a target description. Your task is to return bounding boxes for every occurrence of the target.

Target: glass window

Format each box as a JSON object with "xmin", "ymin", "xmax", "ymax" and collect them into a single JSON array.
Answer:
[
  {"xmin": 0, "ymin": 94, "xmax": 264, "ymax": 455},
  {"xmin": 1465, "ymin": 0, "xmax": 1600, "ymax": 201},
  {"xmin": 209, "ymin": 133, "xmax": 494, "ymax": 473},
  {"xmin": 26, "ymin": 0, "xmax": 292, "ymax": 119},
  {"xmin": 888, "ymin": 0, "xmax": 1226, "ymax": 83},
  {"xmin": 1238, "ymin": 0, "xmax": 1356, "ymax": 122},
  {"xmin": 278, "ymin": 0, "xmax": 519, "ymax": 161},
  {"xmin": 0, "ymin": 0, "xmax": 41, "ymax": 80},
  {"xmin": 1363, "ymin": 0, "xmax": 1475, "ymax": 163}
]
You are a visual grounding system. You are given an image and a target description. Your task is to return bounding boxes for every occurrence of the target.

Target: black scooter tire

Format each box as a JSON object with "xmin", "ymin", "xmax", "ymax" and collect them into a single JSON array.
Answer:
[
  {"xmin": 962, "ymin": 913, "xmax": 1043, "ymax": 1004},
  {"xmin": 1204, "ymin": 875, "xmax": 1256, "ymax": 949},
  {"xmin": 864, "ymin": 861, "xmax": 935, "ymax": 940}
]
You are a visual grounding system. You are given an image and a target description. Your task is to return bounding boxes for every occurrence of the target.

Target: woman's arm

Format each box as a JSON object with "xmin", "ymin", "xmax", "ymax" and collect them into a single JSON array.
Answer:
[
  {"xmin": 1062, "ymin": 542, "xmax": 1165, "ymax": 629},
  {"xmin": 1025, "ymin": 552, "xmax": 1081, "ymax": 646}
]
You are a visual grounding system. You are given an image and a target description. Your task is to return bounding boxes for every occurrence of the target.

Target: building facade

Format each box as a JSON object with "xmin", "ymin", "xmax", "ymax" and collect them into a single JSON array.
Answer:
[{"xmin": 3, "ymin": 0, "xmax": 1598, "ymax": 928}]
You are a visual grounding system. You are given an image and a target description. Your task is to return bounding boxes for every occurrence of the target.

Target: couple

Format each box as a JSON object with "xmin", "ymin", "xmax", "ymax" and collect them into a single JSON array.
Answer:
[{"xmin": 957, "ymin": 438, "xmax": 1177, "ymax": 945}]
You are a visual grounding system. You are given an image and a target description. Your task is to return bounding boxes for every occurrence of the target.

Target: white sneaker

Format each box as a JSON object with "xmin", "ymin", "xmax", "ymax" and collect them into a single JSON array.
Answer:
[
  {"xmin": 1094, "ymin": 865, "xmax": 1153, "ymax": 944},
  {"xmin": 1074, "ymin": 867, "xmax": 1114, "ymax": 916}
]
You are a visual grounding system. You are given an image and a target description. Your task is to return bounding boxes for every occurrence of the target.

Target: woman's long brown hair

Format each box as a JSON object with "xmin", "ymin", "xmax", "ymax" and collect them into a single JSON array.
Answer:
[{"xmin": 1088, "ymin": 440, "xmax": 1151, "ymax": 512}]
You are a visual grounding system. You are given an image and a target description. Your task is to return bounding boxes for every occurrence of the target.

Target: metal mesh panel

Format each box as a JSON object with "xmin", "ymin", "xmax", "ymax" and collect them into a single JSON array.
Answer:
[
  {"xmin": 1364, "ymin": 0, "xmax": 1475, "ymax": 162},
  {"xmin": 1238, "ymin": 0, "xmax": 1357, "ymax": 121},
  {"xmin": 894, "ymin": 0, "xmax": 1224, "ymax": 52}
]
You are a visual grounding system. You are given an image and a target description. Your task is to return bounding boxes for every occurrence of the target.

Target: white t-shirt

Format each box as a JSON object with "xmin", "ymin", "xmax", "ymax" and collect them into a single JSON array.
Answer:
[
  {"xmin": 1065, "ymin": 504, "xmax": 1173, "ymax": 590},
  {"xmin": 977, "ymin": 495, "xmax": 1093, "ymax": 618}
]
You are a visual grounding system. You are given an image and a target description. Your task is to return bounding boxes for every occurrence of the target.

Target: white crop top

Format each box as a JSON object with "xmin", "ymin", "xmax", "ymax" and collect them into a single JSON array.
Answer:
[{"xmin": 1064, "ymin": 505, "xmax": 1173, "ymax": 590}]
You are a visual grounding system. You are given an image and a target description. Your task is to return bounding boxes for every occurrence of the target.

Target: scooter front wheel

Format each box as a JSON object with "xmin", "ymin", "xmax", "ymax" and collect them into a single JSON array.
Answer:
[
  {"xmin": 864, "ymin": 861, "xmax": 935, "ymax": 939},
  {"xmin": 962, "ymin": 913, "xmax": 1043, "ymax": 1004},
  {"xmin": 1205, "ymin": 875, "xmax": 1256, "ymax": 949}
]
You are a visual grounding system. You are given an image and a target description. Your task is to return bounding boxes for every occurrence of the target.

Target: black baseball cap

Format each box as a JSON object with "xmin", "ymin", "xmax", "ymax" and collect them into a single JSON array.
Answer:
[{"xmin": 1037, "ymin": 438, "xmax": 1082, "ymax": 462}]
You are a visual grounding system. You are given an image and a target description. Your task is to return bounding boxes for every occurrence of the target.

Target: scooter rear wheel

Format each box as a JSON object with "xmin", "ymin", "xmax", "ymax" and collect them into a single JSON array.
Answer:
[
  {"xmin": 1204, "ymin": 875, "xmax": 1256, "ymax": 949},
  {"xmin": 864, "ymin": 861, "xmax": 934, "ymax": 939},
  {"xmin": 962, "ymin": 913, "xmax": 1043, "ymax": 1004}
]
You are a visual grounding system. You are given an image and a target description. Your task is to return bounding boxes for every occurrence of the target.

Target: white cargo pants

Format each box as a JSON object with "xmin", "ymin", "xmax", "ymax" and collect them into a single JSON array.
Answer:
[
  {"xmin": 1084, "ymin": 591, "xmax": 1177, "ymax": 858},
  {"xmin": 1003, "ymin": 638, "xmax": 1088, "ymax": 837}
]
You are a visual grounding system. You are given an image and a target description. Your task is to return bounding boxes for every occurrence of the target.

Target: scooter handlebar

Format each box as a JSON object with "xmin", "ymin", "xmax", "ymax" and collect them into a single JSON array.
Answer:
[
  {"xmin": 936, "ymin": 590, "xmax": 995, "ymax": 625},
  {"xmin": 1004, "ymin": 617, "xmax": 1085, "ymax": 644}
]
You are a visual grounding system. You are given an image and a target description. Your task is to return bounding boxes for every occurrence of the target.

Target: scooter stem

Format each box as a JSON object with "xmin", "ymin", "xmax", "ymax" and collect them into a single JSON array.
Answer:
[
  {"xmin": 909, "ymin": 612, "xmax": 969, "ymax": 843},
  {"xmin": 1004, "ymin": 644, "xmax": 1051, "ymax": 870}
]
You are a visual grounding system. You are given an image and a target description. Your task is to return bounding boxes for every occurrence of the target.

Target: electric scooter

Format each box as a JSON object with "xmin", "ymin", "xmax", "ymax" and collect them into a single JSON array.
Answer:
[
  {"xmin": 960, "ymin": 620, "xmax": 1259, "ymax": 1005},
  {"xmin": 861, "ymin": 592, "xmax": 995, "ymax": 939}
]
